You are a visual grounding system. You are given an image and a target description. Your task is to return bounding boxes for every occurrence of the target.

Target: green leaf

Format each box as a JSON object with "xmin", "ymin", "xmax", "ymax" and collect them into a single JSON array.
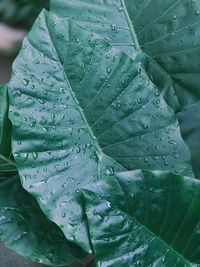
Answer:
[
  {"xmin": 9, "ymin": 9, "xmax": 192, "ymax": 252},
  {"xmin": 0, "ymin": 85, "xmax": 17, "ymax": 174},
  {"xmin": 178, "ymin": 103, "xmax": 200, "ymax": 178},
  {"xmin": 8, "ymin": 10, "xmax": 193, "ymax": 252},
  {"xmin": 0, "ymin": 175, "xmax": 88, "ymax": 266},
  {"xmin": 51, "ymin": 0, "xmax": 200, "ymax": 112},
  {"xmin": 83, "ymin": 170, "xmax": 200, "ymax": 266}
]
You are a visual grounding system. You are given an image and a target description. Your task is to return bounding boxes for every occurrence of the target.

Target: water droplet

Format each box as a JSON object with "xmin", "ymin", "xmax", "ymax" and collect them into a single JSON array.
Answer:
[
  {"xmin": 137, "ymin": 67, "xmax": 142, "ymax": 75},
  {"xmin": 113, "ymin": 55, "xmax": 118, "ymax": 62},
  {"xmin": 143, "ymin": 124, "xmax": 148, "ymax": 129},
  {"xmin": 105, "ymin": 166, "xmax": 114, "ymax": 176},
  {"xmin": 22, "ymin": 79, "xmax": 29, "ymax": 86},
  {"xmin": 169, "ymin": 140, "xmax": 176, "ymax": 145},
  {"xmin": 16, "ymin": 91, "xmax": 21, "ymax": 97},
  {"xmin": 172, "ymin": 14, "xmax": 177, "ymax": 20},
  {"xmin": 174, "ymin": 153, "xmax": 179, "ymax": 159},
  {"xmin": 97, "ymin": 215, "xmax": 103, "ymax": 221},
  {"xmin": 32, "ymin": 152, "xmax": 38, "ymax": 160},
  {"xmin": 154, "ymin": 133, "xmax": 159, "ymax": 138},
  {"xmin": 76, "ymin": 147, "xmax": 81, "ymax": 153},
  {"xmin": 120, "ymin": 80, "xmax": 125, "ymax": 86},
  {"xmin": 35, "ymin": 59, "xmax": 40, "ymax": 64},
  {"xmin": 60, "ymin": 88, "xmax": 66, "ymax": 94},
  {"xmin": 38, "ymin": 99, "xmax": 45, "ymax": 104},
  {"xmin": 14, "ymin": 152, "xmax": 20, "ymax": 158},
  {"xmin": 155, "ymin": 90, "xmax": 160, "ymax": 96},
  {"xmin": 87, "ymin": 143, "xmax": 92, "ymax": 148},
  {"xmin": 111, "ymin": 24, "xmax": 117, "ymax": 31},
  {"xmin": 118, "ymin": 6, "xmax": 123, "ymax": 12},
  {"xmin": 196, "ymin": 10, "xmax": 200, "ymax": 15},
  {"xmin": 116, "ymin": 103, "xmax": 121, "ymax": 109},
  {"xmin": 62, "ymin": 212, "xmax": 66, "ymax": 218},
  {"xmin": 106, "ymin": 67, "xmax": 112, "ymax": 74},
  {"xmin": 64, "ymin": 162, "xmax": 68, "ymax": 167}
]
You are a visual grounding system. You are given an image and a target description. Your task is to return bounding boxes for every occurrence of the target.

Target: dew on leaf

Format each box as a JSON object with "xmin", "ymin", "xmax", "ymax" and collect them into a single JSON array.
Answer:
[
  {"xmin": 155, "ymin": 90, "xmax": 160, "ymax": 96},
  {"xmin": 32, "ymin": 152, "xmax": 38, "ymax": 160},
  {"xmin": 105, "ymin": 166, "xmax": 114, "ymax": 176},
  {"xmin": 76, "ymin": 147, "xmax": 81, "ymax": 153},
  {"xmin": 106, "ymin": 67, "xmax": 112, "ymax": 74},
  {"xmin": 118, "ymin": 6, "xmax": 123, "ymax": 12},
  {"xmin": 22, "ymin": 79, "xmax": 30, "ymax": 86},
  {"xmin": 16, "ymin": 91, "xmax": 21, "ymax": 97},
  {"xmin": 143, "ymin": 124, "xmax": 149, "ymax": 129},
  {"xmin": 62, "ymin": 212, "xmax": 66, "ymax": 218},
  {"xmin": 111, "ymin": 24, "xmax": 117, "ymax": 31},
  {"xmin": 35, "ymin": 59, "xmax": 40, "ymax": 64}
]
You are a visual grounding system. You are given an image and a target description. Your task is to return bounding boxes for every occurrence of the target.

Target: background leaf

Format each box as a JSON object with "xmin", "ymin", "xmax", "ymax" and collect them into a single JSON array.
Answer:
[
  {"xmin": 50, "ymin": 0, "xmax": 200, "ymax": 112},
  {"xmin": 83, "ymin": 170, "xmax": 200, "ymax": 266},
  {"xmin": 0, "ymin": 175, "xmax": 88, "ymax": 266},
  {"xmin": 0, "ymin": 84, "xmax": 17, "ymax": 175},
  {"xmin": 178, "ymin": 103, "xmax": 200, "ymax": 179},
  {"xmin": 8, "ymin": 10, "xmax": 193, "ymax": 253}
]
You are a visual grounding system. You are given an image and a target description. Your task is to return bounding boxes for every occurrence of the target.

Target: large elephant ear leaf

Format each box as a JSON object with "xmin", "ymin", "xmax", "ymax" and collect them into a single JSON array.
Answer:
[
  {"xmin": 0, "ymin": 175, "xmax": 88, "ymax": 266},
  {"xmin": 51, "ymin": 0, "xmax": 200, "ymax": 112},
  {"xmin": 8, "ymin": 10, "xmax": 192, "ymax": 252},
  {"xmin": 83, "ymin": 170, "xmax": 200, "ymax": 266},
  {"xmin": 0, "ymin": 85, "xmax": 17, "ymax": 174}
]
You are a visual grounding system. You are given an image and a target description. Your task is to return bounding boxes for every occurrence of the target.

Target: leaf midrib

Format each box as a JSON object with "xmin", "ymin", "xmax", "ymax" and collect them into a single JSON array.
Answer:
[
  {"xmin": 45, "ymin": 14, "xmax": 103, "ymax": 163},
  {"xmin": 120, "ymin": 0, "xmax": 140, "ymax": 53}
]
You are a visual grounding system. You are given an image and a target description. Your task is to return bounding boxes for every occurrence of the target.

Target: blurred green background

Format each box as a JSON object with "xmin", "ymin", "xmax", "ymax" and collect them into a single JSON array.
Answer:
[{"xmin": 0, "ymin": 0, "xmax": 49, "ymax": 28}]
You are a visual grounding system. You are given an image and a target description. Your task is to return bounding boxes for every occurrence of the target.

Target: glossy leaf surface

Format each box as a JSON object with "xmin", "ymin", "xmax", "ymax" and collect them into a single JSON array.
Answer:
[
  {"xmin": 8, "ymin": 10, "xmax": 193, "ymax": 254},
  {"xmin": 84, "ymin": 170, "xmax": 200, "ymax": 266},
  {"xmin": 0, "ymin": 175, "xmax": 88, "ymax": 266},
  {"xmin": 51, "ymin": 0, "xmax": 200, "ymax": 112}
]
